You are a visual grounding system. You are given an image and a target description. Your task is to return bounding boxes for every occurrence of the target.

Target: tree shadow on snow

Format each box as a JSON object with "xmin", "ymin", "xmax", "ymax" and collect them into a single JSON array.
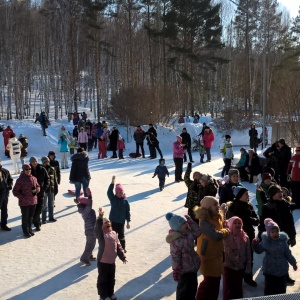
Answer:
[
  {"xmin": 115, "ymin": 257, "xmax": 175, "ymax": 299},
  {"xmin": 8, "ymin": 261, "xmax": 96, "ymax": 300}
]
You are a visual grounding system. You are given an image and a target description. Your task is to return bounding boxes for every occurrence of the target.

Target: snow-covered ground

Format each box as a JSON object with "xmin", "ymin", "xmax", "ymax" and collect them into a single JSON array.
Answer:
[{"xmin": 0, "ymin": 117, "xmax": 299, "ymax": 300}]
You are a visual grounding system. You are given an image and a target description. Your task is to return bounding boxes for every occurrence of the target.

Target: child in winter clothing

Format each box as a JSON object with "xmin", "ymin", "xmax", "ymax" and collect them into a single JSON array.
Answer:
[
  {"xmin": 117, "ymin": 136, "xmax": 125, "ymax": 159},
  {"xmin": 194, "ymin": 196, "xmax": 229, "ymax": 300},
  {"xmin": 95, "ymin": 208, "xmax": 127, "ymax": 300},
  {"xmin": 18, "ymin": 134, "xmax": 28, "ymax": 166},
  {"xmin": 199, "ymin": 140, "xmax": 205, "ymax": 163},
  {"xmin": 107, "ymin": 176, "xmax": 131, "ymax": 251},
  {"xmin": 220, "ymin": 134, "xmax": 233, "ymax": 177},
  {"xmin": 69, "ymin": 137, "xmax": 77, "ymax": 155},
  {"xmin": 58, "ymin": 132, "xmax": 70, "ymax": 169},
  {"xmin": 152, "ymin": 158, "xmax": 169, "ymax": 191},
  {"xmin": 98, "ymin": 137, "xmax": 107, "ymax": 159},
  {"xmin": 77, "ymin": 187, "xmax": 96, "ymax": 266},
  {"xmin": 165, "ymin": 212, "xmax": 202, "ymax": 300},
  {"xmin": 252, "ymin": 218, "xmax": 297, "ymax": 296},
  {"xmin": 223, "ymin": 216, "xmax": 251, "ymax": 300}
]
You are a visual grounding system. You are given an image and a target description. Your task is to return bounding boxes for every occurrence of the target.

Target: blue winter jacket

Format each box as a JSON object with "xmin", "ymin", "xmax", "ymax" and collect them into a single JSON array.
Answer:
[
  {"xmin": 107, "ymin": 183, "xmax": 131, "ymax": 224},
  {"xmin": 58, "ymin": 135, "xmax": 70, "ymax": 152},
  {"xmin": 154, "ymin": 165, "xmax": 169, "ymax": 178},
  {"xmin": 252, "ymin": 232, "xmax": 297, "ymax": 276}
]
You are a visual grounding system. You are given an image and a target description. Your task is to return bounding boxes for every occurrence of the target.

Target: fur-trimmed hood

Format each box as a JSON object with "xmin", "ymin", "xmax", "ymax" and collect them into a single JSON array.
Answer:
[
  {"xmin": 194, "ymin": 206, "xmax": 223, "ymax": 222},
  {"xmin": 166, "ymin": 229, "xmax": 182, "ymax": 243}
]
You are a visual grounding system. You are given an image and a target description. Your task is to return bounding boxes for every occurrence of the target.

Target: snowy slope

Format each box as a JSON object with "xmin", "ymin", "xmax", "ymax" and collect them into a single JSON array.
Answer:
[{"xmin": 0, "ymin": 117, "xmax": 299, "ymax": 300}]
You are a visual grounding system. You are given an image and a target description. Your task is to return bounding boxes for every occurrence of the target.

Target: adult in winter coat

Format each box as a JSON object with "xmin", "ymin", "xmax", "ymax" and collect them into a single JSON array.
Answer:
[
  {"xmin": 72, "ymin": 125, "xmax": 78, "ymax": 139},
  {"xmin": 0, "ymin": 161, "xmax": 13, "ymax": 231},
  {"xmin": 249, "ymin": 124, "xmax": 258, "ymax": 152},
  {"xmin": 235, "ymin": 147, "xmax": 249, "ymax": 181},
  {"xmin": 219, "ymin": 169, "xmax": 243, "ymax": 205},
  {"xmin": 148, "ymin": 123, "xmax": 157, "ymax": 137},
  {"xmin": 166, "ymin": 212, "xmax": 202, "ymax": 300},
  {"xmin": 220, "ymin": 135, "xmax": 233, "ymax": 177},
  {"xmin": 2, "ymin": 125, "xmax": 15, "ymax": 157},
  {"xmin": 263, "ymin": 142, "xmax": 280, "ymax": 182},
  {"xmin": 12, "ymin": 164, "xmax": 40, "ymax": 237},
  {"xmin": 109, "ymin": 127, "xmax": 119, "ymax": 158},
  {"xmin": 39, "ymin": 112, "xmax": 49, "ymax": 136},
  {"xmin": 48, "ymin": 151, "xmax": 61, "ymax": 185},
  {"xmin": 77, "ymin": 127, "xmax": 88, "ymax": 151},
  {"xmin": 6, "ymin": 133, "xmax": 22, "ymax": 175},
  {"xmin": 245, "ymin": 149, "xmax": 261, "ymax": 183},
  {"xmin": 180, "ymin": 128, "xmax": 193, "ymax": 163},
  {"xmin": 41, "ymin": 156, "xmax": 58, "ymax": 223},
  {"xmin": 184, "ymin": 163, "xmax": 202, "ymax": 222},
  {"xmin": 18, "ymin": 134, "xmax": 28, "ymax": 166},
  {"xmin": 57, "ymin": 125, "xmax": 70, "ymax": 140},
  {"xmin": 133, "ymin": 126, "xmax": 146, "ymax": 158},
  {"xmin": 145, "ymin": 132, "xmax": 163, "ymax": 159},
  {"xmin": 287, "ymin": 145, "xmax": 300, "ymax": 208},
  {"xmin": 198, "ymin": 174, "xmax": 218, "ymax": 203},
  {"xmin": 69, "ymin": 148, "xmax": 91, "ymax": 200},
  {"xmin": 277, "ymin": 138, "xmax": 292, "ymax": 188},
  {"xmin": 29, "ymin": 156, "xmax": 50, "ymax": 231},
  {"xmin": 107, "ymin": 176, "xmax": 131, "ymax": 251},
  {"xmin": 202, "ymin": 127, "xmax": 215, "ymax": 162},
  {"xmin": 194, "ymin": 196, "xmax": 229, "ymax": 300},
  {"xmin": 91, "ymin": 123, "xmax": 98, "ymax": 149},
  {"xmin": 224, "ymin": 186, "xmax": 259, "ymax": 287},
  {"xmin": 173, "ymin": 135, "xmax": 186, "ymax": 183},
  {"xmin": 58, "ymin": 132, "xmax": 70, "ymax": 169},
  {"xmin": 258, "ymin": 184, "xmax": 297, "ymax": 284}
]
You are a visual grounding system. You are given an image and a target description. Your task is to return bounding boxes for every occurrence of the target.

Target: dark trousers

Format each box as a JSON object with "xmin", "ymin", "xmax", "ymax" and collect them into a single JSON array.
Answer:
[
  {"xmin": 135, "ymin": 143, "xmax": 145, "ymax": 157},
  {"xmin": 176, "ymin": 272, "xmax": 198, "ymax": 300},
  {"xmin": 158, "ymin": 177, "xmax": 165, "ymax": 189},
  {"xmin": 223, "ymin": 267, "xmax": 244, "ymax": 300},
  {"xmin": 200, "ymin": 154, "xmax": 204, "ymax": 163},
  {"xmin": 41, "ymin": 124, "xmax": 47, "ymax": 136},
  {"xmin": 20, "ymin": 205, "xmax": 36, "ymax": 234},
  {"xmin": 92, "ymin": 136, "xmax": 97, "ymax": 148},
  {"xmin": 196, "ymin": 275, "xmax": 221, "ymax": 300},
  {"xmin": 80, "ymin": 228, "xmax": 96, "ymax": 262},
  {"xmin": 33, "ymin": 196, "xmax": 44, "ymax": 227},
  {"xmin": 155, "ymin": 145, "xmax": 163, "ymax": 158},
  {"xmin": 149, "ymin": 144, "xmax": 156, "ymax": 158},
  {"xmin": 0, "ymin": 193, "xmax": 9, "ymax": 227},
  {"xmin": 111, "ymin": 221, "xmax": 125, "ymax": 250},
  {"xmin": 183, "ymin": 147, "xmax": 193, "ymax": 162},
  {"xmin": 205, "ymin": 147, "xmax": 211, "ymax": 161},
  {"xmin": 238, "ymin": 166, "xmax": 249, "ymax": 181},
  {"xmin": 174, "ymin": 157, "xmax": 183, "ymax": 181},
  {"xmin": 279, "ymin": 169, "xmax": 289, "ymax": 188},
  {"xmin": 264, "ymin": 273, "xmax": 286, "ymax": 296},
  {"xmin": 291, "ymin": 181, "xmax": 300, "ymax": 207},
  {"xmin": 118, "ymin": 149, "xmax": 124, "ymax": 159},
  {"xmin": 97, "ymin": 262, "xmax": 116, "ymax": 299},
  {"xmin": 79, "ymin": 143, "xmax": 87, "ymax": 151},
  {"xmin": 221, "ymin": 159, "xmax": 232, "ymax": 177}
]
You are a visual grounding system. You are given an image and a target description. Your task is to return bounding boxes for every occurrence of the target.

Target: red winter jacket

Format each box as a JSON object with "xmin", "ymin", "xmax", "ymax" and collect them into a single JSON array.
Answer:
[
  {"xmin": 287, "ymin": 154, "xmax": 300, "ymax": 181},
  {"xmin": 12, "ymin": 173, "xmax": 40, "ymax": 206},
  {"xmin": 2, "ymin": 127, "xmax": 15, "ymax": 146},
  {"xmin": 202, "ymin": 130, "xmax": 215, "ymax": 148}
]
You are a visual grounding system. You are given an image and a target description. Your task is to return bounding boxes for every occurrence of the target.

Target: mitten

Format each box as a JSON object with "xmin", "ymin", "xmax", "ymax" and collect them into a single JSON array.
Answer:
[
  {"xmin": 184, "ymin": 214, "xmax": 194, "ymax": 226},
  {"xmin": 112, "ymin": 175, "xmax": 116, "ymax": 184},
  {"xmin": 126, "ymin": 222, "xmax": 130, "ymax": 229},
  {"xmin": 293, "ymin": 265, "xmax": 298, "ymax": 271},
  {"xmin": 252, "ymin": 238, "xmax": 260, "ymax": 245},
  {"xmin": 288, "ymin": 238, "xmax": 296, "ymax": 247},
  {"xmin": 173, "ymin": 269, "xmax": 180, "ymax": 281}
]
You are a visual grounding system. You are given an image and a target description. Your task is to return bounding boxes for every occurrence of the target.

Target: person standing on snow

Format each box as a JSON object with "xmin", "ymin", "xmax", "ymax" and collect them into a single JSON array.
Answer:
[
  {"xmin": 202, "ymin": 127, "xmax": 215, "ymax": 162},
  {"xmin": 39, "ymin": 112, "xmax": 49, "ymax": 136},
  {"xmin": 180, "ymin": 128, "xmax": 193, "ymax": 163},
  {"xmin": 6, "ymin": 133, "xmax": 22, "ymax": 175},
  {"xmin": 220, "ymin": 135, "xmax": 234, "ymax": 178},
  {"xmin": 58, "ymin": 132, "xmax": 70, "ymax": 169},
  {"xmin": 18, "ymin": 134, "xmax": 28, "ymax": 166},
  {"xmin": 249, "ymin": 124, "xmax": 258, "ymax": 153},
  {"xmin": 133, "ymin": 126, "xmax": 146, "ymax": 158},
  {"xmin": 173, "ymin": 135, "xmax": 186, "ymax": 183},
  {"xmin": 2, "ymin": 125, "xmax": 15, "ymax": 157}
]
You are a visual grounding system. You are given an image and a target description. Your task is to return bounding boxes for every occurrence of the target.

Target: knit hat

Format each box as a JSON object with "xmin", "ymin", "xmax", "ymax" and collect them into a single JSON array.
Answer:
[
  {"xmin": 48, "ymin": 151, "xmax": 55, "ymax": 156},
  {"xmin": 166, "ymin": 212, "xmax": 187, "ymax": 232},
  {"xmin": 278, "ymin": 138, "xmax": 285, "ymax": 145},
  {"xmin": 268, "ymin": 185, "xmax": 282, "ymax": 199},
  {"xmin": 227, "ymin": 216, "xmax": 248, "ymax": 247},
  {"xmin": 29, "ymin": 156, "xmax": 38, "ymax": 163},
  {"xmin": 115, "ymin": 183, "xmax": 125, "ymax": 197},
  {"xmin": 200, "ymin": 174, "xmax": 208, "ymax": 182},
  {"xmin": 262, "ymin": 173, "xmax": 272, "ymax": 181},
  {"xmin": 41, "ymin": 156, "xmax": 50, "ymax": 164},
  {"xmin": 228, "ymin": 216, "xmax": 243, "ymax": 231},
  {"xmin": 77, "ymin": 196, "xmax": 88, "ymax": 205},
  {"xmin": 228, "ymin": 168, "xmax": 239, "ymax": 177},
  {"xmin": 233, "ymin": 186, "xmax": 248, "ymax": 200},
  {"xmin": 264, "ymin": 218, "xmax": 279, "ymax": 235},
  {"xmin": 225, "ymin": 134, "xmax": 231, "ymax": 139},
  {"xmin": 200, "ymin": 196, "xmax": 218, "ymax": 209},
  {"xmin": 103, "ymin": 217, "xmax": 110, "ymax": 223},
  {"xmin": 22, "ymin": 164, "xmax": 31, "ymax": 170}
]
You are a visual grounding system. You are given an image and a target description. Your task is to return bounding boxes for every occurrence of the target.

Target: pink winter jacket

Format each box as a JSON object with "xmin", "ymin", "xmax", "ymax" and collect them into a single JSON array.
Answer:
[
  {"xmin": 12, "ymin": 173, "xmax": 40, "ymax": 207},
  {"xmin": 173, "ymin": 141, "xmax": 186, "ymax": 158},
  {"xmin": 78, "ymin": 131, "xmax": 88, "ymax": 143},
  {"xmin": 202, "ymin": 130, "xmax": 215, "ymax": 148}
]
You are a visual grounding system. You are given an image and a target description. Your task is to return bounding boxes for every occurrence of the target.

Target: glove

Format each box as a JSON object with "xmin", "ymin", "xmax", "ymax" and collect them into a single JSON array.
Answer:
[
  {"xmin": 173, "ymin": 269, "xmax": 180, "ymax": 281},
  {"xmin": 252, "ymin": 238, "xmax": 260, "ymax": 245},
  {"xmin": 112, "ymin": 176, "xmax": 116, "ymax": 184},
  {"xmin": 288, "ymin": 238, "xmax": 296, "ymax": 247},
  {"xmin": 126, "ymin": 222, "xmax": 130, "ymax": 229},
  {"xmin": 293, "ymin": 265, "xmax": 298, "ymax": 271}
]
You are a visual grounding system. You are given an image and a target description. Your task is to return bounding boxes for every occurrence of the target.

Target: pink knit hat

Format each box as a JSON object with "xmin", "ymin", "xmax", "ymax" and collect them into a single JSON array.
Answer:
[
  {"xmin": 115, "ymin": 183, "xmax": 125, "ymax": 197},
  {"xmin": 264, "ymin": 218, "xmax": 279, "ymax": 235}
]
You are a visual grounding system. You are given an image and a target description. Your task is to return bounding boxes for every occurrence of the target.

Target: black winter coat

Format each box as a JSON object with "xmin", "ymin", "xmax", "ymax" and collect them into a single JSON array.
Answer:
[
  {"xmin": 18, "ymin": 137, "xmax": 28, "ymax": 158},
  {"xmin": 48, "ymin": 157, "xmax": 61, "ymax": 185},
  {"xmin": 30, "ymin": 164, "xmax": 50, "ymax": 197},
  {"xmin": 249, "ymin": 128, "xmax": 258, "ymax": 149},
  {"xmin": 69, "ymin": 151, "xmax": 91, "ymax": 182},
  {"xmin": 259, "ymin": 198, "xmax": 296, "ymax": 240},
  {"xmin": 278, "ymin": 144, "xmax": 292, "ymax": 174},
  {"xmin": 180, "ymin": 132, "xmax": 191, "ymax": 148},
  {"xmin": 219, "ymin": 181, "xmax": 243, "ymax": 204},
  {"xmin": 148, "ymin": 126, "xmax": 157, "ymax": 137},
  {"xmin": 226, "ymin": 200, "xmax": 259, "ymax": 240},
  {"xmin": 109, "ymin": 129, "xmax": 119, "ymax": 151},
  {"xmin": 247, "ymin": 153, "xmax": 261, "ymax": 176}
]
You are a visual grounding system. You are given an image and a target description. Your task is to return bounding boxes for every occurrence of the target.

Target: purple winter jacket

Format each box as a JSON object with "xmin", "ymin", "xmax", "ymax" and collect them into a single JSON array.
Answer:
[
  {"xmin": 13, "ymin": 172, "xmax": 40, "ymax": 206},
  {"xmin": 173, "ymin": 141, "xmax": 186, "ymax": 158}
]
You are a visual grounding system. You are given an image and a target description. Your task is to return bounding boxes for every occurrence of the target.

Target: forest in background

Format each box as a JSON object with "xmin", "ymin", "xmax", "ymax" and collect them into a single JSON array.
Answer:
[{"xmin": 0, "ymin": 0, "xmax": 300, "ymax": 135}]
